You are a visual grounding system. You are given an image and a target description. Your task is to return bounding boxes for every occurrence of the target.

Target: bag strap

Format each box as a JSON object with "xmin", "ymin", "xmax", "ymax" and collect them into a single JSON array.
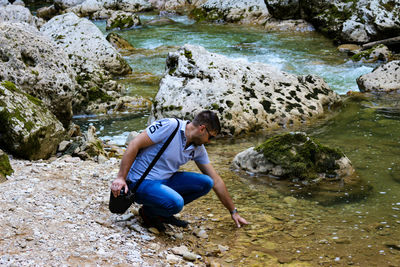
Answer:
[{"xmin": 130, "ymin": 118, "xmax": 180, "ymax": 195}]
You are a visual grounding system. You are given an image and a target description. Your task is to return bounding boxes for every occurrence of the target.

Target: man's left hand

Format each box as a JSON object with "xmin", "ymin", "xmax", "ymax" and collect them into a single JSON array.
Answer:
[{"xmin": 232, "ymin": 213, "xmax": 249, "ymax": 228}]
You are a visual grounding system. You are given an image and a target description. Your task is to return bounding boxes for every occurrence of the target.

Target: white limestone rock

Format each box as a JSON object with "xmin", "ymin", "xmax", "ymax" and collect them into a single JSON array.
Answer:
[
  {"xmin": 54, "ymin": 0, "xmax": 86, "ymax": 10},
  {"xmin": 0, "ymin": 0, "xmax": 9, "ymax": 7},
  {"xmin": 0, "ymin": 22, "xmax": 77, "ymax": 127},
  {"xmin": 0, "ymin": 82, "xmax": 66, "ymax": 160},
  {"xmin": 150, "ymin": 44, "xmax": 341, "ymax": 136},
  {"xmin": 41, "ymin": 13, "xmax": 131, "ymax": 77},
  {"xmin": 357, "ymin": 60, "xmax": 400, "ymax": 93},
  {"xmin": 193, "ymin": 0, "xmax": 270, "ymax": 24},
  {"xmin": 0, "ymin": 4, "xmax": 44, "ymax": 28},
  {"xmin": 106, "ymin": 11, "xmax": 141, "ymax": 30}
]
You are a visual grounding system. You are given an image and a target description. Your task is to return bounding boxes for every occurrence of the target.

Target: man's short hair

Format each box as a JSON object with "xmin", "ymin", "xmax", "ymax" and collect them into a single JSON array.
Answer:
[{"xmin": 192, "ymin": 110, "xmax": 221, "ymax": 134}]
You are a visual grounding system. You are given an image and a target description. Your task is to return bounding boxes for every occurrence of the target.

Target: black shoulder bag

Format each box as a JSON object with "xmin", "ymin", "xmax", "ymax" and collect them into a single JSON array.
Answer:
[{"xmin": 109, "ymin": 119, "xmax": 180, "ymax": 214}]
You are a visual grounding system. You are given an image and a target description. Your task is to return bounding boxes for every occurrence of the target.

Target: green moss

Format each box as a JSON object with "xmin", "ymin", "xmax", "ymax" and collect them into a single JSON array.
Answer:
[
  {"xmin": 1, "ymin": 81, "xmax": 19, "ymax": 93},
  {"xmin": 184, "ymin": 49, "xmax": 192, "ymax": 60},
  {"xmin": 189, "ymin": 8, "xmax": 210, "ymax": 22},
  {"xmin": 225, "ymin": 112, "xmax": 232, "ymax": 120},
  {"xmin": 0, "ymin": 152, "xmax": 13, "ymax": 179},
  {"xmin": 211, "ymin": 103, "xmax": 219, "ymax": 110},
  {"xmin": 226, "ymin": 100, "xmax": 234, "ymax": 108},
  {"xmin": 88, "ymin": 86, "xmax": 113, "ymax": 102},
  {"xmin": 255, "ymin": 133, "xmax": 344, "ymax": 180}
]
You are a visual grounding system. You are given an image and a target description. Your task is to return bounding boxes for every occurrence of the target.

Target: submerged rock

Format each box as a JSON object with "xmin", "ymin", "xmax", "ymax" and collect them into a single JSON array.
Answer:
[
  {"xmin": 0, "ymin": 149, "xmax": 13, "ymax": 183},
  {"xmin": 150, "ymin": 44, "xmax": 341, "ymax": 136},
  {"xmin": 233, "ymin": 132, "xmax": 370, "ymax": 205},
  {"xmin": 190, "ymin": 0, "xmax": 270, "ymax": 25},
  {"xmin": 0, "ymin": 81, "xmax": 66, "ymax": 160},
  {"xmin": 106, "ymin": 32, "xmax": 135, "ymax": 50},
  {"xmin": 357, "ymin": 60, "xmax": 400, "ymax": 93},
  {"xmin": 106, "ymin": 11, "xmax": 141, "ymax": 30},
  {"xmin": 0, "ymin": 22, "xmax": 77, "ymax": 127}
]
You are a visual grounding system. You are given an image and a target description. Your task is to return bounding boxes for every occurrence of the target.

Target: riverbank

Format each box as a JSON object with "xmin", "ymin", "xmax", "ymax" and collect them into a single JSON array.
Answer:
[{"xmin": 0, "ymin": 156, "xmax": 221, "ymax": 266}]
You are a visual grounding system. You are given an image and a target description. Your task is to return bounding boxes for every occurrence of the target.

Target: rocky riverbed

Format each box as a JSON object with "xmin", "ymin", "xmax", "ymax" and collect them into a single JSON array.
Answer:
[{"xmin": 0, "ymin": 156, "xmax": 226, "ymax": 266}]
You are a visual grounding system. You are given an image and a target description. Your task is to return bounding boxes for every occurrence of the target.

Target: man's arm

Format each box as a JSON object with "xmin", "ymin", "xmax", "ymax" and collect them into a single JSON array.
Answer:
[
  {"xmin": 196, "ymin": 162, "xmax": 249, "ymax": 228},
  {"xmin": 111, "ymin": 131, "xmax": 154, "ymax": 197}
]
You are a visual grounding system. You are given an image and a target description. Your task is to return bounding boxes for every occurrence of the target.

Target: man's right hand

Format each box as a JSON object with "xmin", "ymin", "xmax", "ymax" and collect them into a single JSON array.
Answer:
[{"xmin": 111, "ymin": 177, "xmax": 127, "ymax": 197}]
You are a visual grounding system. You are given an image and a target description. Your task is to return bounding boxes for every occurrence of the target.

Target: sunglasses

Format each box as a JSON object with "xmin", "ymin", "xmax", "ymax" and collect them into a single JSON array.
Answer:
[{"xmin": 205, "ymin": 126, "xmax": 216, "ymax": 140}]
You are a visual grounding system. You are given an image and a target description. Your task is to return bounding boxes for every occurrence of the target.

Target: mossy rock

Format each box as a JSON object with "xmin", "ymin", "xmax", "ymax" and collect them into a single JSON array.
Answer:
[
  {"xmin": 255, "ymin": 132, "xmax": 344, "ymax": 180},
  {"xmin": 0, "ymin": 149, "xmax": 13, "ymax": 183}
]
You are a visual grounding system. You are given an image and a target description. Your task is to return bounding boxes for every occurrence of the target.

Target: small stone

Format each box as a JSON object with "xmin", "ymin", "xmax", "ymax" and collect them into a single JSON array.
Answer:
[
  {"xmin": 283, "ymin": 196, "xmax": 298, "ymax": 205},
  {"xmin": 182, "ymin": 251, "xmax": 198, "ymax": 261},
  {"xmin": 218, "ymin": 245, "xmax": 229, "ymax": 253},
  {"xmin": 194, "ymin": 229, "xmax": 208, "ymax": 239},
  {"xmin": 148, "ymin": 227, "xmax": 159, "ymax": 235},
  {"xmin": 58, "ymin": 141, "xmax": 70, "ymax": 152},
  {"xmin": 166, "ymin": 254, "xmax": 180, "ymax": 264},
  {"xmin": 172, "ymin": 245, "xmax": 189, "ymax": 256}
]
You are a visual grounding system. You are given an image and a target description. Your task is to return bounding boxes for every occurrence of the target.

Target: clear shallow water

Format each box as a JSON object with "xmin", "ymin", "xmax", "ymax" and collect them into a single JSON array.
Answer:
[{"xmin": 79, "ymin": 15, "xmax": 400, "ymax": 265}]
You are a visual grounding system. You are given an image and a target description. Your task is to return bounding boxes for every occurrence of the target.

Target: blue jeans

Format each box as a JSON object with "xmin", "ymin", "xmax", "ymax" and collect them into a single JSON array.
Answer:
[{"xmin": 129, "ymin": 172, "xmax": 214, "ymax": 217}]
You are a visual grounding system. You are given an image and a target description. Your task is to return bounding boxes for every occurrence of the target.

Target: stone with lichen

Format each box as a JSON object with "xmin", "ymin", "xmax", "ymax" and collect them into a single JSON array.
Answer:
[
  {"xmin": 149, "ymin": 44, "xmax": 341, "ymax": 136},
  {"xmin": 0, "ymin": 149, "xmax": 13, "ymax": 183},
  {"xmin": 106, "ymin": 11, "xmax": 141, "ymax": 30},
  {"xmin": 233, "ymin": 132, "xmax": 370, "ymax": 205},
  {"xmin": 0, "ymin": 81, "xmax": 66, "ymax": 160}
]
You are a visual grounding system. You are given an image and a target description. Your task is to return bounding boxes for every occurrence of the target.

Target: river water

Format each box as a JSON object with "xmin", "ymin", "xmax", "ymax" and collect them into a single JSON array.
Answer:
[{"xmin": 74, "ymin": 14, "xmax": 400, "ymax": 266}]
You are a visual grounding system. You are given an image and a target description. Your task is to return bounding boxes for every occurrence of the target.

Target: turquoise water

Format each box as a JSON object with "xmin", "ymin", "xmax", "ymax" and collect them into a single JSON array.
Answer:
[{"xmin": 74, "ymin": 14, "xmax": 400, "ymax": 265}]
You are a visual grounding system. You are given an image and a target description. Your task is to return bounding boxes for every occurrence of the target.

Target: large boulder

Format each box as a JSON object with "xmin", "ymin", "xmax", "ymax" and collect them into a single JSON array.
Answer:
[
  {"xmin": 301, "ymin": 0, "xmax": 400, "ymax": 43},
  {"xmin": 190, "ymin": 0, "xmax": 270, "ymax": 25},
  {"xmin": 150, "ymin": 44, "xmax": 341, "ymax": 136},
  {"xmin": 65, "ymin": 0, "xmax": 152, "ymax": 17},
  {"xmin": 0, "ymin": 149, "xmax": 13, "ymax": 183},
  {"xmin": 0, "ymin": 4, "xmax": 44, "ymax": 28},
  {"xmin": 0, "ymin": 22, "xmax": 77, "ymax": 127},
  {"xmin": 0, "ymin": 81, "xmax": 66, "ymax": 160},
  {"xmin": 106, "ymin": 11, "xmax": 141, "ymax": 30},
  {"xmin": 40, "ymin": 13, "xmax": 132, "ymax": 112},
  {"xmin": 356, "ymin": 60, "xmax": 400, "ymax": 93},
  {"xmin": 233, "ymin": 132, "xmax": 370, "ymax": 205}
]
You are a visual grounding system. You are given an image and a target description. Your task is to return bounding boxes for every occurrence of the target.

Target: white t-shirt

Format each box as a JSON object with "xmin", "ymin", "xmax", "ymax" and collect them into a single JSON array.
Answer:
[{"xmin": 126, "ymin": 118, "xmax": 210, "ymax": 182}]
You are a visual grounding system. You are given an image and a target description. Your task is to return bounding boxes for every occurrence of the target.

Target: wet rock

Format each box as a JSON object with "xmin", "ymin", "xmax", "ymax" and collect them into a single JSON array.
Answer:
[
  {"xmin": 338, "ymin": 44, "xmax": 362, "ymax": 55},
  {"xmin": 150, "ymin": 44, "xmax": 341, "ymax": 136},
  {"xmin": 191, "ymin": 0, "xmax": 270, "ymax": 25},
  {"xmin": 266, "ymin": 0, "xmax": 301, "ymax": 20},
  {"xmin": 351, "ymin": 45, "xmax": 392, "ymax": 63},
  {"xmin": 233, "ymin": 132, "xmax": 371, "ymax": 205},
  {"xmin": 106, "ymin": 11, "xmax": 141, "ymax": 30},
  {"xmin": 357, "ymin": 60, "xmax": 400, "ymax": 93},
  {"xmin": 0, "ymin": 22, "xmax": 77, "ymax": 127},
  {"xmin": 0, "ymin": 4, "xmax": 44, "ymax": 28},
  {"xmin": 36, "ymin": 5, "xmax": 59, "ymax": 21},
  {"xmin": 0, "ymin": 150, "xmax": 13, "ymax": 183},
  {"xmin": 145, "ymin": 17, "xmax": 176, "ymax": 26},
  {"xmin": 0, "ymin": 82, "xmax": 66, "ymax": 160},
  {"xmin": 106, "ymin": 32, "xmax": 135, "ymax": 50}
]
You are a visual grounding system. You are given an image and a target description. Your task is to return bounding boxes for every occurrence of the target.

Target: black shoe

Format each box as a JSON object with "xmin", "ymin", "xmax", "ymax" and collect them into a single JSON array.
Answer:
[
  {"xmin": 139, "ymin": 207, "xmax": 166, "ymax": 232},
  {"xmin": 159, "ymin": 215, "xmax": 188, "ymax": 228}
]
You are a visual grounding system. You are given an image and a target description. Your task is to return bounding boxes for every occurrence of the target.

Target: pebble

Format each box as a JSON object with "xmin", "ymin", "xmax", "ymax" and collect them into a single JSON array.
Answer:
[
  {"xmin": 183, "ymin": 251, "xmax": 199, "ymax": 261},
  {"xmin": 194, "ymin": 228, "xmax": 208, "ymax": 239}
]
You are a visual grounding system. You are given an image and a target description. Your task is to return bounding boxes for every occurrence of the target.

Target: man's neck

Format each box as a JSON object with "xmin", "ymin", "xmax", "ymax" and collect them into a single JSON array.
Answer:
[{"xmin": 185, "ymin": 122, "xmax": 194, "ymax": 148}]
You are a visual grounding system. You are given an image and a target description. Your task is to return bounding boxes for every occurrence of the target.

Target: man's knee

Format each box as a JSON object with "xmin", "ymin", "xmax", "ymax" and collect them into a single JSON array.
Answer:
[
  {"xmin": 165, "ymin": 195, "xmax": 184, "ymax": 214},
  {"xmin": 203, "ymin": 175, "xmax": 214, "ymax": 192}
]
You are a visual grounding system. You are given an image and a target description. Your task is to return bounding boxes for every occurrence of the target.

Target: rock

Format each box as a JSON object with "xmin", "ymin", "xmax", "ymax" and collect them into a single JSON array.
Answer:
[
  {"xmin": 36, "ymin": 5, "xmax": 59, "ymax": 21},
  {"xmin": 0, "ymin": 0, "xmax": 9, "ymax": 7},
  {"xmin": 0, "ymin": 81, "xmax": 66, "ymax": 160},
  {"xmin": 150, "ymin": 44, "xmax": 341, "ymax": 136},
  {"xmin": 58, "ymin": 141, "xmax": 71, "ymax": 152},
  {"xmin": 356, "ymin": 60, "xmax": 400, "ymax": 93},
  {"xmin": 171, "ymin": 245, "xmax": 189, "ymax": 255},
  {"xmin": 40, "ymin": 13, "xmax": 132, "ymax": 112},
  {"xmin": 266, "ymin": 0, "xmax": 301, "ymax": 20},
  {"xmin": 233, "ymin": 132, "xmax": 371, "ymax": 205},
  {"xmin": 190, "ymin": 0, "xmax": 270, "ymax": 25},
  {"xmin": 166, "ymin": 253, "xmax": 180, "ymax": 264},
  {"xmin": 145, "ymin": 17, "xmax": 176, "ymax": 26},
  {"xmin": 106, "ymin": 11, "xmax": 141, "ymax": 30},
  {"xmin": 233, "ymin": 132, "xmax": 353, "ymax": 179},
  {"xmin": 283, "ymin": 196, "xmax": 297, "ymax": 205},
  {"xmin": 0, "ymin": 4, "xmax": 44, "ymax": 28},
  {"xmin": 301, "ymin": 0, "xmax": 400, "ymax": 43},
  {"xmin": 194, "ymin": 228, "xmax": 208, "ymax": 239},
  {"xmin": 351, "ymin": 44, "xmax": 392, "ymax": 63},
  {"xmin": 106, "ymin": 32, "xmax": 135, "ymax": 50},
  {"xmin": 54, "ymin": 0, "xmax": 86, "ymax": 10},
  {"xmin": 337, "ymin": 44, "xmax": 361, "ymax": 55},
  {"xmin": 264, "ymin": 19, "xmax": 314, "ymax": 32},
  {"xmin": 182, "ymin": 251, "xmax": 198, "ymax": 261},
  {"xmin": 0, "ymin": 22, "xmax": 77, "ymax": 127},
  {"xmin": 0, "ymin": 149, "xmax": 13, "ymax": 183},
  {"xmin": 65, "ymin": 0, "xmax": 152, "ymax": 17}
]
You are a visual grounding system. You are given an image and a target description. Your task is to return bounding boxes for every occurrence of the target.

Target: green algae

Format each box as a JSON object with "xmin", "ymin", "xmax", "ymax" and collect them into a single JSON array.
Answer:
[{"xmin": 255, "ymin": 132, "xmax": 344, "ymax": 180}]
